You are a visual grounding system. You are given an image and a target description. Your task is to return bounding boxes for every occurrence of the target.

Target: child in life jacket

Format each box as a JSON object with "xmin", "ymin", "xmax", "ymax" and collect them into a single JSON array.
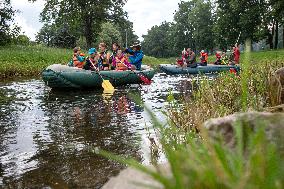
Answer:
[
  {"xmin": 199, "ymin": 50, "xmax": 208, "ymax": 66},
  {"xmin": 176, "ymin": 48, "xmax": 189, "ymax": 67},
  {"xmin": 112, "ymin": 49, "xmax": 131, "ymax": 71},
  {"xmin": 68, "ymin": 47, "xmax": 85, "ymax": 68},
  {"xmin": 214, "ymin": 52, "xmax": 222, "ymax": 65}
]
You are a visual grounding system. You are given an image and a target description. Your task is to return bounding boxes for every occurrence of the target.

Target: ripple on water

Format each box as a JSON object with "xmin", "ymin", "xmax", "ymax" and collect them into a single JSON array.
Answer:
[{"xmin": 0, "ymin": 73, "xmax": 203, "ymax": 188}]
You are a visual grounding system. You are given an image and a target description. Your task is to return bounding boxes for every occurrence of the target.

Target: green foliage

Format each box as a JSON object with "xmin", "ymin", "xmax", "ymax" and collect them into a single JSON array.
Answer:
[
  {"xmin": 13, "ymin": 34, "xmax": 31, "ymax": 46},
  {"xmin": 36, "ymin": 23, "xmax": 77, "ymax": 48},
  {"xmin": 142, "ymin": 22, "xmax": 175, "ymax": 58},
  {"xmin": 0, "ymin": 45, "xmax": 71, "ymax": 78},
  {"xmin": 0, "ymin": 0, "xmax": 20, "ymax": 46},
  {"xmin": 176, "ymin": 0, "xmax": 214, "ymax": 53},
  {"xmin": 114, "ymin": 18, "xmax": 139, "ymax": 48},
  {"xmin": 97, "ymin": 22, "xmax": 122, "ymax": 47},
  {"xmin": 30, "ymin": 0, "xmax": 127, "ymax": 48},
  {"xmin": 215, "ymin": 0, "xmax": 267, "ymax": 48}
]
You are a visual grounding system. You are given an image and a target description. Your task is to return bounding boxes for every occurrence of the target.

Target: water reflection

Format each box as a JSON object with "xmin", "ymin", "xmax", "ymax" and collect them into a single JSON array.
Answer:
[{"xmin": 0, "ymin": 74, "xmax": 197, "ymax": 188}]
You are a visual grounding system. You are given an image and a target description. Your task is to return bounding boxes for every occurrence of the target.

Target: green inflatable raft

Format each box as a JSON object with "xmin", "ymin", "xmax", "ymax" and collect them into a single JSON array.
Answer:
[
  {"xmin": 159, "ymin": 64, "xmax": 240, "ymax": 75},
  {"xmin": 42, "ymin": 64, "xmax": 155, "ymax": 89}
]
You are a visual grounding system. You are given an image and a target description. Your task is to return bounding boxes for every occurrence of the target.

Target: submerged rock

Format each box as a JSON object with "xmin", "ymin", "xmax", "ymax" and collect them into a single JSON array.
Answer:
[
  {"xmin": 204, "ymin": 111, "xmax": 284, "ymax": 151},
  {"xmin": 102, "ymin": 164, "xmax": 170, "ymax": 189}
]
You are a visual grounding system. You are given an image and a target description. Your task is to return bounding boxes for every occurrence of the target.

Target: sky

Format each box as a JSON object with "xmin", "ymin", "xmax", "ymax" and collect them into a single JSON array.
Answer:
[{"xmin": 11, "ymin": 0, "xmax": 179, "ymax": 41}]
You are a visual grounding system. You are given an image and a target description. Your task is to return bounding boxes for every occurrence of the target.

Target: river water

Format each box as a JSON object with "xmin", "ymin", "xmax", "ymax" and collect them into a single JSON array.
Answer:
[{"xmin": 0, "ymin": 73, "xmax": 196, "ymax": 188}]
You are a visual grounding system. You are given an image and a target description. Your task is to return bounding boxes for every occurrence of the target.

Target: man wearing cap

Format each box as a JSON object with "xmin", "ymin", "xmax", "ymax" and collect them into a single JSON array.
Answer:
[
  {"xmin": 125, "ymin": 42, "xmax": 144, "ymax": 70},
  {"xmin": 84, "ymin": 48, "xmax": 99, "ymax": 71}
]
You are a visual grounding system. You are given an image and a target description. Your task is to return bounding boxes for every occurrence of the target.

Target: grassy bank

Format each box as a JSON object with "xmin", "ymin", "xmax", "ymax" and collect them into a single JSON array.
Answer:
[
  {"xmin": 0, "ymin": 45, "xmax": 172, "ymax": 79},
  {"xmin": 0, "ymin": 45, "xmax": 70, "ymax": 79},
  {"xmin": 167, "ymin": 49, "xmax": 284, "ymax": 131}
]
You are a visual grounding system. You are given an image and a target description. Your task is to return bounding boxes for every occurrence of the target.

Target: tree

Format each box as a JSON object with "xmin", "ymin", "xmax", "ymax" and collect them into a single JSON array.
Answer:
[
  {"xmin": 270, "ymin": 0, "xmax": 284, "ymax": 49},
  {"xmin": 36, "ymin": 23, "xmax": 76, "ymax": 48},
  {"xmin": 142, "ymin": 22, "xmax": 175, "ymax": 58},
  {"xmin": 172, "ymin": 1, "xmax": 195, "ymax": 53},
  {"xmin": 36, "ymin": 24, "xmax": 56, "ymax": 46},
  {"xmin": 96, "ymin": 22, "xmax": 122, "ymax": 48},
  {"xmin": 215, "ymin": 0, "xmax": 267, "ymax": 52},
  {"xmin": 114, "ymin": 18, "xmax": 139, "ymax": 48},
  {"xmin": 14, "ymin": 34, "xmax": 30, "ymax": 45},
  {"xmin": 30, "ymin": 0, "xmax": 127, "ymax": 48},
  {"xmin": 0, "ymin": 0, "xmax": 20, "ymax": 45},
  {"xmin": 172, "ymin": 0, "xmax": 214, "ymax": 53}
]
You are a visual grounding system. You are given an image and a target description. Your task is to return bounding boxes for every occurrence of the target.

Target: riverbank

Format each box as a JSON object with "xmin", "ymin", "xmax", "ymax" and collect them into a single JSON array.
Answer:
[
  {"xmin": 100, "ymin": 49, "xmax": 284, "ymax": 188},
  {"xmin": 0, "ymin": 45, "xmax": 173, "ymax": 79}
]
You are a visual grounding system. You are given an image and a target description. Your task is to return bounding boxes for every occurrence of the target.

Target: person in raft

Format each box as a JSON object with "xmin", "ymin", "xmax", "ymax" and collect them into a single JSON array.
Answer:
[
  {"xmin": 124, "ymin": 42, "xmax": 144, "ymax": 70},
  {"xmin": 83, "ymin": 48, "xmax": 99, "ymax": 71},
  {"xmin": 214, "ymin": 51, "xmax": 222, "ymax": 65},
  {"xmin": 110, "ymin": 42, "xmax": 120, "ymax": 69},
  {"xmin": 68, "ymin": 47, "xmax": 85, "ymax": 68},
  {"xmin": 98, "ymin": 42, "xmax": 111, "ymax": 70},
  {"xmin": 176, "ymin": 48, "xmax": 189, "ymax": 67},
  {"xmin": 176, "ymin": 48, "xmax": 197, "ymax": 68},
  {"xmin": 199, "ymin": 50, "xmax": 208, "ymax": 66},
  {"xmin": 233, "ymin": 43, "xmax": 240, "ymax": 64},
  {"xmin": 112, "ymin": 49, "xmax": 131, "ymax": 71},
  {"xmin": 186, "ymin": 48, "xmax": 197, "ymax": 68}
]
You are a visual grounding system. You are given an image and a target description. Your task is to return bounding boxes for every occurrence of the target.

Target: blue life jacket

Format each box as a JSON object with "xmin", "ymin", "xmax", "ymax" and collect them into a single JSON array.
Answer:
[{"xmin": 127, "ymin": 48, "xmax": 144, "ymax": 70}]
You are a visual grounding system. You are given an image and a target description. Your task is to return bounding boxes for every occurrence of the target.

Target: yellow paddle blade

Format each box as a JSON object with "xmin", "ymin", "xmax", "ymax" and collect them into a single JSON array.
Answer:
[{"xmin": 102, "ymin": 80, "xmax": 115, "ymax": 92}]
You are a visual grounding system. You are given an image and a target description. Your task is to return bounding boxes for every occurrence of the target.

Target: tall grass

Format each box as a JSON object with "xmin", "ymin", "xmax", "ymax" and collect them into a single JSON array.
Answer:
[
  {"xmin": 0, "ymin": 45, "xmax": 71, "ymax": 78},
  {"xmin": 101, "ymin": 50, "xmax": 284, "ymax": 189},
  {"xmin": 167, "ymin": 50, "xmax": 284, "ymax": 131},
  {"xmin": 101, "ymin": 106, "xmax": 284, "ymax": 189}
]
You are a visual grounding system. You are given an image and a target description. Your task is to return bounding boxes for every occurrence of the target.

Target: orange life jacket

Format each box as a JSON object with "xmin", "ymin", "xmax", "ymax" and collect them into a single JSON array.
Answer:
[
  {"xmin": 116, "ymin": 57, "xmax": 128, "ymax": 70},
  {"xmin": 73, "ymin": 53, "xmax": 85, "ymax": 68}
]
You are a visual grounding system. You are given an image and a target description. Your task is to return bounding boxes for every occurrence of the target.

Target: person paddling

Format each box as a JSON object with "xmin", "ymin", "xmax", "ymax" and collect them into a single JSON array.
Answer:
[
  {"xmin": 125, "ymin": 42, "xmax": 144, "ymax": 70},
  {"xmin": 84, "ymin": 48, "xmax": 99, "ymax": 71},
  {"xmin": 98, "ymin": 43, "xmax": 111, "ymax": 70},
  {"xmin": 110, "ymin": 42, "xmax": 120, "ymax": 70}
]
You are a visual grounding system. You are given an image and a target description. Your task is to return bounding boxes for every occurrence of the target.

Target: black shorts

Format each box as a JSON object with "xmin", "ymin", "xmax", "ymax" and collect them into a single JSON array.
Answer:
[{"xmin": 102, "ymin": 64, "xmax": 109, "ymax": 68}]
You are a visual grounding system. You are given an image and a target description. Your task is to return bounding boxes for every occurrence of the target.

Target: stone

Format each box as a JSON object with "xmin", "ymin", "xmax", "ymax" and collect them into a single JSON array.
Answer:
[
  {"xmin": 203, "ymin": 111, "xmax": 284, "ymax": 151},
  {"xmin": 102, "ymin": 164, "xmax": 170, "ymax": 189},
  {"xmin": 269, "ymin": 67, "xmax": 284, "ymax": 106}
]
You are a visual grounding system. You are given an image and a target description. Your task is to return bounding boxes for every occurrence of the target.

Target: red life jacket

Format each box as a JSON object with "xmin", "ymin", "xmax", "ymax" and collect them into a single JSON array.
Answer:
[
  {"xmin": 200, "ymin": 52, "xmax": 208, "ymax": 63},
  {"xmin": 216, "ymin": 53, "xmax": 221, "ymax": 60}
]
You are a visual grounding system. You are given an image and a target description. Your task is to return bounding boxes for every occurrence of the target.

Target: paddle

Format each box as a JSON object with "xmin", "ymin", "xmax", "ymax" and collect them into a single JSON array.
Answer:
[
  {"xmin": 95, "ymin": 68, "xmax": 115, "ymax": 92},
  {"xmin": 135, "ymin": 71, "xmax": 151, "ymax": 85},
  {"xmin": 117, "ymin": 60, "xmax": 151, "ymax": 85},
  {"xmin": 89, "ymin": 58, "xmax": 115, "ymax": 91}
]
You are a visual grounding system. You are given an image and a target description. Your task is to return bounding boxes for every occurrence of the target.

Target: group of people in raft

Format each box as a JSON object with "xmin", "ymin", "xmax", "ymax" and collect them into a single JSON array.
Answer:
[
  {"xmin": 176, "ymin": 43, "xmax": 240, "ymax": 68},
  {"xmin": 68, "ymin": 42, "xmax": 144, "ymax": 71}
]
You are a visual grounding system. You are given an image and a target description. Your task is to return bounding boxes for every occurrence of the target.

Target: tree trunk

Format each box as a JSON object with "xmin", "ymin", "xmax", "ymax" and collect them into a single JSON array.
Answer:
[
  {"xmin": 274, "ymin": 20, "xmax": 279, "ymax": 49},
  {"xmin": 269, "ymin": 20, "xmax": 275, "ymax": 49},
  {"xmin": 283, "ymin": 25, "xmax": 284, "ymax": 49},
  {"xmin": 84, "ymin": 15, "xmax": 93, "ymax": 49},
  {"xmin": 245, "ymin": 38, "xmax": 252, "ymax": 53}
]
